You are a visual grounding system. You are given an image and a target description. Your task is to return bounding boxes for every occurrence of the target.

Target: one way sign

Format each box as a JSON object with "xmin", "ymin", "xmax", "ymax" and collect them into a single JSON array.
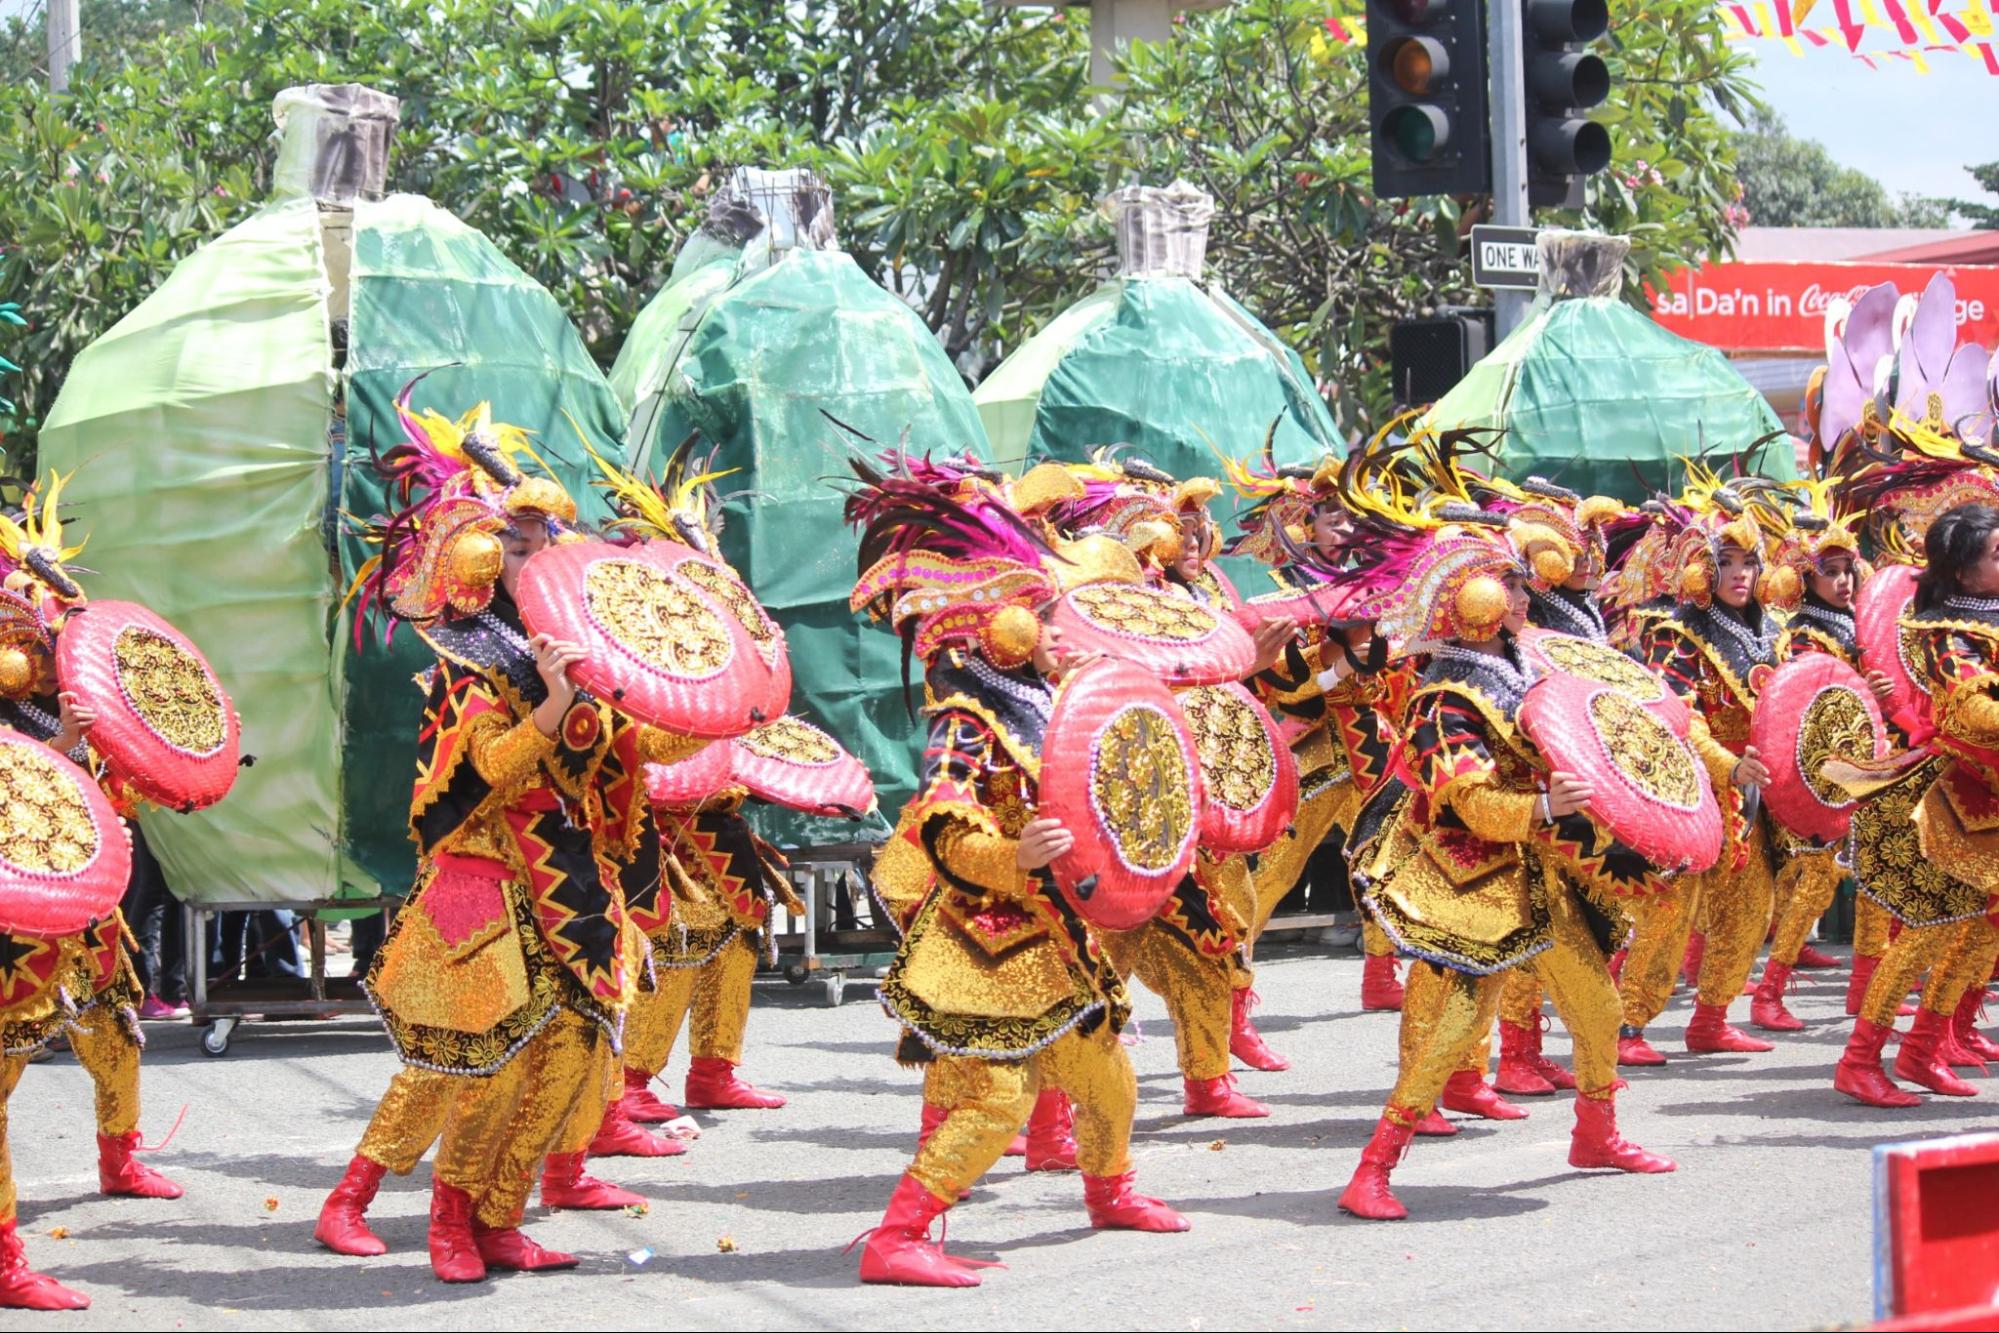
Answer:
[{"xmin": 1470, "ymin": 225, "xmax": 1542, "ymax": 291}]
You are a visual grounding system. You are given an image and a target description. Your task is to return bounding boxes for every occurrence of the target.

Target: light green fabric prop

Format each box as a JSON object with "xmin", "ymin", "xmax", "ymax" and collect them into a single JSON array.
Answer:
[
  {"xmin": 39, "ymin": 195, "xmax": 619, "ymax": 904},
  {"xmin": 974, "ymin": 274, "xmax": 1343, "ymax": 591},
  {"xmin": 614, "ymin": 247, "xmax": 989, "ymax": 832},
  {"xmin": 1422, "ymin": 297, "xmax": 1794, "ymax": 498}
]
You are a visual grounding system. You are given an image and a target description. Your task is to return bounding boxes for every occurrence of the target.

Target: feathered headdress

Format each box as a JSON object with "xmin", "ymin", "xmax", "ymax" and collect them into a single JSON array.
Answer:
[
  {"xmin": 594, "ymin": 431, "xmax": 739, "ymax": 557},
  {"xmin": 846, "ymin": 454, "xmax": 1061, "ymax": 686},
  {"xmin": 351, "ymin": 373, "xmax": 580, "ymax": 631},
  {"xmin": 0, "ymin": 471, "xmax": 87, "ymax": 608}
]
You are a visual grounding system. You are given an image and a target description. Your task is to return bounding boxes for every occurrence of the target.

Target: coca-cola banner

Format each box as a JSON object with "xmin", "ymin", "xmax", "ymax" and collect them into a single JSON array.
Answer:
[{"xmin": 1648, "ymin": 261, "xmax": 1999, "ymax": 354}]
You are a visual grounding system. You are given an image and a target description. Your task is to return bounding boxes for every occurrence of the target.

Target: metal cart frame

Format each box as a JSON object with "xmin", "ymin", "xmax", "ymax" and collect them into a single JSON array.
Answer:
[{"xmin": 182, "ymin": 896, "xmax": 396, "ymax": 1056}]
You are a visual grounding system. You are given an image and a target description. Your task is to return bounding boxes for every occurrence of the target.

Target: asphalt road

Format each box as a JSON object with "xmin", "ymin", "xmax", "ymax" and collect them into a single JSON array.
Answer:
[{"xmin": 6, "ymin": 943, "xmax": 1961, "ymax": 1330}]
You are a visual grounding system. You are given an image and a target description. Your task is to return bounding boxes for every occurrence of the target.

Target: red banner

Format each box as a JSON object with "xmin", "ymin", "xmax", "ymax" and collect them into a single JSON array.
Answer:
[{"xmin": 1648, "ymin": 261, "xmax": 1999, "ymax": 353}]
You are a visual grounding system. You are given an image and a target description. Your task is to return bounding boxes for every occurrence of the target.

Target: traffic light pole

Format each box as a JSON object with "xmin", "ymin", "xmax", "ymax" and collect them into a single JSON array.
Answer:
[{"xmin": 1487, "ymin": 0, "xmax": 1532, "ymax": 339}]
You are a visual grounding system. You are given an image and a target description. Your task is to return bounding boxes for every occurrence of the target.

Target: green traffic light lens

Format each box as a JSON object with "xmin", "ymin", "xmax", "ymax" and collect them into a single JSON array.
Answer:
[{"xmin": 1384, "ymin": 105, "xmax": 1446, "ymax": 163}]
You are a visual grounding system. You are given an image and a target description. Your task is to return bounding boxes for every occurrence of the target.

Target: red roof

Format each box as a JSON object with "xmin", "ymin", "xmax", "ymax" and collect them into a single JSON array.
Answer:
[{"xmin": 1858, "ymin": 233, "xmax": 1999, "ymax": 265}]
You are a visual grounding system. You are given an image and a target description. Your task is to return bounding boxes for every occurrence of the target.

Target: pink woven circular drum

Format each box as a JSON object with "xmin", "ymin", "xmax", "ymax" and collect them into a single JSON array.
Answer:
[
  {"xmin": 649, "ymin": 542, "xmax": 792, "ymax": 706},
  {"xmin": 1042, "ymin": 659, "xmax": 1204, "ymax": 930},
  {"xmin": 55, "ymin": 599, "xmax": 240, "ymax": 812},
  {"xmin": 0, "ymin": 729, "xmax": 133, "ymax": 937},
  {"xmin": 1517, "ymin": 672, "xmax": 1722, "ymax": 875},
  {"xmin": 516, "ymin": 539, "xmax": 784, "ymax": 738},
  {"xmin": 1178, "ymin": 681, "xmax": 1298, "ymax": 853},
  {"xmin": 1516, "ymin": 626, "xmax": 1690, "ymax": 737},
  {"xmin": 1045, "ymin": 582, "xmax": 1255, "ymax": 686},
  {"xmin": 1856, "ymin": 565, "xmax": 1924, "ymax": 734},
  {"xmin": 642, "ymin": 736, "xmax": 735, "ymax": 808},
  {"xmin": 730, "ymin": 716, "xmax": 876, "ymax": 819},
  {"xmin": 1751, "ymin": 653, "xmax": 1888, "ymax": 843}
]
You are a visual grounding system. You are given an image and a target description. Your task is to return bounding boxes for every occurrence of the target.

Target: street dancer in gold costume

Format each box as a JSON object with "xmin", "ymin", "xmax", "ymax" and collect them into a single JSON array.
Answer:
[
  {"xmin": 1607, "ymin": 470, "xmax": 1779, "ymax": 1064},
  {"xmin": 1336, "ymin": 475, "xmax": 1673, "ymax": 1221},
  {"xmin": 1222, "ymin": 452, "xmax": 1408, "ymax": 1015},
  {"xmin": 845, "ymin": 456, "xmax": 1188, "ymax": 1288},
  {"xmin": 312, "ymin": 386, "xmax": 707, "ymax": 1281},
  {"xmin": 0, "ymin": 476, "xmax": 193, "ymax": 1311}
]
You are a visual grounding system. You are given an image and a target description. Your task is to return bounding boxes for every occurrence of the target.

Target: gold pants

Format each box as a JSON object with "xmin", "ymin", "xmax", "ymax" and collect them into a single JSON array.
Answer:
[
  {"xmin": 415, "ymin": 1009, "xmax": 612, "ymax": 1229},
  {"xmin": 1103, "ymin": 923, "xmax": 1241, "ymax": 1082},
  {"xmin": 356, "ymin": 1067, "xmax": 454, "ymax": 1174},
  {"xmin": 0, "ymin": 1054, "xmax": 22, "ymax": 1221},
  {"xmin": 1770, "ymin": 852, "xmax": 1845, "ymax": 968},
  {"xmin": 1386, "ymin": 963, "xmax": 1504, "ymax": 1124},
  {"xmin": 1693, "ymin": 820, "xmax": 1780, "ymax": 1007},
  {"xmin": 1921, "ymin": 917, "xmax": 1999, "ymax": 1018},
  {"xmin": 1461, "ymin": 888, "xmax": 1621, "ymax": 1091},
  {"xmin": 910, "ymin": 1023, "xmax": 1137, "ymax": 1199},
  {"xmin": 68, "ymin": 1010, "xmax": 142, "ymax": 1137},
  {"xmin": 627, "ymin": 931, "xmax": 757, "ymax": 1078},
  {"xmin": 1862, "ymin": 922, "xmax": 1951, "ymax": 1028},
  {"xmin": 1855, "ymin": 894, "xmax": 1893, "ymax": 957},
  {"xmin": 1246, "ymin": 783, "xmax": 1345, "ymax": 933},
  {"xmin": 1620, "ymin": 881, "xmax": 1701, "ymax": 1029}
]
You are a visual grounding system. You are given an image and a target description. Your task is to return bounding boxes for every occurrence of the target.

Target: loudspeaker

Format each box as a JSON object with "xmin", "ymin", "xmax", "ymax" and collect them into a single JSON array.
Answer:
[{"xmin": 1390, "ymin": 310, "xmax": 1495, "ymax": 407}]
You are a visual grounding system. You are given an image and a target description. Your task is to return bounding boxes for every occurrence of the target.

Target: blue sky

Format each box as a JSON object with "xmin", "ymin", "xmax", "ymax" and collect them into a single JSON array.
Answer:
[{"xmin": 1746, "ymin": 42, "xmax": 1999, "ymax": 205}]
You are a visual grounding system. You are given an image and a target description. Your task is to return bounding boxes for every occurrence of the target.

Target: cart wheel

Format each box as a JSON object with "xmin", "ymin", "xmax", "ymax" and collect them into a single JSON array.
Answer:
[
  {"xmin": 200, "ymin": 1017, "xmax": 237, "ymax": 1058},
  {"xmin": 784, "ymin": 962, "xmax": 810, "ymax": 986},
  {"xmin": 822, "ymin": 974, "xmax": 846, "ymax": 1008}
]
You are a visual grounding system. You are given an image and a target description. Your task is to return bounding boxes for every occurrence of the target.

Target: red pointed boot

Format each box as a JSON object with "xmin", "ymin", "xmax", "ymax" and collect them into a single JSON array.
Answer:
[
  {"xmin": 1525, "ymin": 1017, "xmax": 1578, "ymax": 1090},
  {"xmin": 1954, "ymin": 989, "xmax": 1999, "ymax": 1063},
  {"xmin": 1568, "ymin": 1094, "xmax": 1676, "ymax": 1173},
  {"xmin": 315, "ymin": 1155, "xmax": 388, "ymax": 1256},
  {"xmin": 1084, "ymin": 1171, "xmax": 1189, "ymax": 1231},
  {"xmin": 1750, "ymin": 962, "xmax": 1805, "ymax": 1032},
  {"xmin": 1440, "ymin": 1070, "xmax": 1528, "ymax": 1120},
  {"xmin": 1795, "ymin": 942, "xmax": 1840, "ymax": 969},
  {"xmin": 1494, "ymin": 1020, "xmax": 1555, "ymax": 1096},
  {"xmin": 685, "ymin": 1056, "xmax": 786, "ymax": 1110},
  {"xmin": 1685, "ymin": 1002, "xmax": 1775, "ymax": 1053},
  {"xmin": 0, "ymin": 1216, "xmax": 88, "ymax": 1311},
  {"xmin": 1895, "ymin": 1009, "xmax": 1980, "ymax": 1096},
  {"xmin": 1183, "ymin": 1074, "xmax": 1269, "ymax": 1118},
  {"xmin": 1229, "ymin": 989, "xmax": 1290, "ymax": 1071},
  {"xmin": 1834, "ymin": 1018, "xmax": 1921, "ymax": 1107},
  {"xmin": 1338, "ymin": 1117, "xmax": 1415, "ymax": 1220},
  {"xmin": 472, "ymin": 1222, "xmax": 579, "ymax": 1272},
  {"xmin": 1939, "ymin": 1015, "xmax": 1989, "ymax": 1072},
  {"xmin": 857, "ymin": 1174, "xmax": 982, "ymax": 1287},
  {"xmin": 1023, "ymin": 1089, "xmax": 1078, "ymax": 1172},
  {"xmin": 427, "ymin": 1180, "xmax": 486, "ymax": 1283},
  {"xmin": 587, "ymin": 1097, "xmax": 685, "ymax": 1158},
  {"xmin": 539, "ymin": 1151, "xmax": 647, "ymax": 1210},
  {"xmin": 619, "ymin": 1067, "xmax": 679, "ymax": 1123},
  {"xmin": 1845, "ymin": 954, "xmax": 1879, "ymax": 1016},
  {"xmin": 1360, "ymin": 955, "xmax": 1405, "ymax": 1011},
  {"xmin": 1412, "ymin": 1108, "xmax": 1458, "ymax": 1137},
  {"xmin": 1617, "ymin": 1026, "xmax": 1667, "ymax": 1066},
  {"xmin": 97, "ymin": 1130, "xmax": 183, "ymax": 1199}
]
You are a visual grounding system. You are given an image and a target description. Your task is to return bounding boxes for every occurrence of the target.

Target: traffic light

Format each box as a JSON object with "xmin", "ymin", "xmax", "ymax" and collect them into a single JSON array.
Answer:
[
  {"xmin": 1523, "ymin": 0, "xmax": 1612, "ymax": 208},
  {"xmin": 1367, "ymin": 0, "xmax": 1490, "ymax": 199}
]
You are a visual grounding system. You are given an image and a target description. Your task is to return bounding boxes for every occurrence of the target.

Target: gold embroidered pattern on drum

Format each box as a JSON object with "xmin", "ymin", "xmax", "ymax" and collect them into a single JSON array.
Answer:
[
  {"xmin": 1178, "ymin": 685, "xmax": 1275, "ymax": 812},
  {"xmin": 1798, "ymin": 685, "xmax": 1877, "ymax": 808},
  {"xmin": 1586, "ymin": 691, "xmax": 1700, "ymax": 809},
  {"xmin": 1539, "ymin": 635, "xmax": 1667, "ymax": 703},
  {"xmin": 0, "ymin": 744, "xmax": 98, "ymax": 873},
  {"xmin": 680, "ymin": 561, "xmax": 780, "ymax": 657},
  {"xmin": 738, "ymin": 716, "xmax": 838, "ymax": 766},
  {"xmin": 113, "ymin": 627, "xmax": 226, "ymax": 756},
  {"xmin": 1071, "ymin": 583, "xmax": 1215, "ymax": 643},
  {"xmin": 1089, "ymin": 706, "xmax": 1194, "ymax": 871},
  {"xmin": 583, "ymin": 559, "xmax": 732, "ymax": 677}
]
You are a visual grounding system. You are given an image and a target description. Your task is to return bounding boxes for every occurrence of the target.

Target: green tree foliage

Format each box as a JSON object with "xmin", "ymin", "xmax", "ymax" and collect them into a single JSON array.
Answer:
[
  {"xmin": 0, "ymin": 0, "xmax": 1754, "ymax": 457},
  {"xmin": 1733, "ymin": 108, "xmax": 1947, "ymax": 229},
  {"xmin": 1949, "ymin": 161, "xmax": 1999, "ymax": 229}
]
